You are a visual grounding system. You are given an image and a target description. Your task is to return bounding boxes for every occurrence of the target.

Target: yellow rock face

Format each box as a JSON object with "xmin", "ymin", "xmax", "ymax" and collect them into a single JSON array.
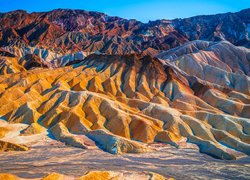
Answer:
[
  {"xmin": 0, "ymin": 140, "xmax": 29, "ymax": 152},
  {"xmin": 155, "ymin": 131, "xmax": 183, "ymax": 147},
  {"xmin": 78, "ymin": 171, "xmax": 120, "ymax": 180},
  {"xmin": 42, "ymin": 173, "xmax": 65, "ymax": 180},
  {"xmin": 0, "ymin": 171, "xmax": 169, "ymax": 180},
  {"xmin": 0, "ymin": 127, "xmax": 10, "ymax": 138},
  {"xmin": 20, "ymin": 123, "xmax": 46, "ymax": 136},
  {"xmin": 0, "ymin": 54, "xmax": 249, "ymax": 159},
  {"xmin": 0, "ymin": 173, "xmax": 18, "ymax": 180}
]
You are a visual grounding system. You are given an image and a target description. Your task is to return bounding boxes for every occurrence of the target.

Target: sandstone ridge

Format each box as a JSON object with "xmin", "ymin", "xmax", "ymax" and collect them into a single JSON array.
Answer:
[{"xmin": 0, "ymin": 48, "xmax": 249, "ymax": 160}]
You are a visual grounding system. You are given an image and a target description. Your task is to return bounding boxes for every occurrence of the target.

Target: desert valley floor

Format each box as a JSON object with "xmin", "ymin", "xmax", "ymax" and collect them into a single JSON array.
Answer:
[
  {"xmin": 1, "ymin": 133, "xmax": 250, "ymax": 180},
  {"xmin": 0, "ymin": 115, "xmax": 250, "ymax": 180}
]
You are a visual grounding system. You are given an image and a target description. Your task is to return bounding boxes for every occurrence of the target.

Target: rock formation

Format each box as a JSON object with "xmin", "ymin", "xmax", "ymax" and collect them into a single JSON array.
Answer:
[
  {"xmin": 0, "ymin": 46, "xmax": 249, "ymax": 159},
  {"xmin": 0, "ymin": 171, "xmax": 169, "ymax": 180},
  {"xmin": 0, "ymin": 8, "xmax": 250, "ymax": 164},
  {"xmin": 0, "ymin": 140, "xmax": 29, "ymax": 151}
]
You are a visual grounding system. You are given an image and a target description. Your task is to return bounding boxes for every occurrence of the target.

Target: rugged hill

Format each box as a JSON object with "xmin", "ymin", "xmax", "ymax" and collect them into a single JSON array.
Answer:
[
  {"xmin": 0, "ymin": 44, "xmax": 249, "ymax": 159},
  {"xmin": 0, "ymin": 9, "xmax": 186, "ymax": 54},
  {"xmin": 0, "ymin": 8, "xmax": 250, "ymax": 55},
  {"xmin": 172, "ymin": 9, "xmax": 250, "ymax": 47},
  {"xmin": 157, "ymin": 40, "xmax": 250, "ymax": 86}
]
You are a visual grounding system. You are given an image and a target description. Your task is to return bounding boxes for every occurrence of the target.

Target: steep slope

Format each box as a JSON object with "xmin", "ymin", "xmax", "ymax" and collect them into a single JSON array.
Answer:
[
  {"xmin": 157, "ymin": 40, "xmax": 250, "ymax": 93},
  {"xmin": 0, "ymin": 53, "xmax": 249, "ymax": 160},
  {"xmin": 0, "ymin": 9, "xmax": 186, "ymax": 54},
  {"xmin": 171, "ymin": 9, "xmax": 250, "ymax": 47}
]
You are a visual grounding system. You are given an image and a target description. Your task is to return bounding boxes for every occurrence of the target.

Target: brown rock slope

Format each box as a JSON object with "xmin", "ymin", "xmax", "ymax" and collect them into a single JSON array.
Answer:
[
  {"xmin": 0, "ymin": 9, "xmax": 186, "ymax": 54},
  {"xmin": 0, "ymin": 52, "xmax": 249, "ymax": 160},
  {"xmin": 1, "ymin": 8, "xmax": 250, "ymax": 55}
]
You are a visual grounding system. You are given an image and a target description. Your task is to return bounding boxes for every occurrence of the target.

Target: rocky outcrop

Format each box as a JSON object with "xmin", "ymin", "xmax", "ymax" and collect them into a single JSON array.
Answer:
[
  {"xmin": 0, "ymin": 140, "xmax": 29, "ymax": 151},
  {"xmin": 0, "ymin": 52, "xmax": 249, "ymax": 159},
  {"xmin": 50, "ymin": 123, "xmax": 88, "ymax": 149},
  {"xmin": 20, "ymin": 123, "xmax": 46, "ymax": 136},
  {"xmin": 0, "ymin": 171, "xmax": 169, "ymax": 180},
  {"xmin": 78, "ymin": 171, "xmax": 167, "ymax": 180},
  {"xmin": 0, "ymin": 127, "xmax": 10, "ymax": 138},
  {"xmin": 157, "ymin": 41, "xmax": 250, "ymax": 100},
  {"xmin": 157, "ymin": 40, "xmax": 250, "ymax": 76},
  {"xmin": 86, "ymin": 130, "xmax": 149, "ymax": 154},
  {"xmin": 0, "ymin": 173, "xmax": 18, "ymax": 180}
]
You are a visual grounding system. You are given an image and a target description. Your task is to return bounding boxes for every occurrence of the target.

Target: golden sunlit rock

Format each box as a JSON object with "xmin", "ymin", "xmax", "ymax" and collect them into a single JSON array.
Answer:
[
  {"xmin": 0, "ymin": 51, "xmax": 249, "ymax": 160},
  {"xmin": 0, "ymin": 140, "xmax": 29, "ymax": 151},
  {"xmin": 0, "ymin": 173, "xmax": 17, "ymax": 180}
]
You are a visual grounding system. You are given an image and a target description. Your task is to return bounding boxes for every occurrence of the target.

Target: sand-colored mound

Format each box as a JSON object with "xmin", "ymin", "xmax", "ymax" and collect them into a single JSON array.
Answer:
[
  {"xmin": 0, "ymin": 120, "xmax": 47, "ymax": 147},
  {"xmin": 20, "ymin": 123, "xmax": 46, "ymax": 136},
  {"xmin": 86, "ymin": 130, "xmax": 149, "ymax": 154},
  {"xmin": 42, "ymin": 173, "xmax": 66, "ymax": 180},
  {"xmin": 78, "ymin": 171, "xmax": 167, "ymax": 180},
  {"xmin": 78, "ymin": 171, "xmax": 121, "ymax": 180},
  {"xmin": 50, "ymin": 123, "xmax": 87, "ymax": 149},
  {"xmin": 0, "ymin": 174, "xmax": 18, "ymax": 180},
  {"xmin": 0, "ymin": 140, "xmax": 29, "ymax": 151},
  {"xmin": 0, "ymin": 126, "xmax": 10, "ymax": 138},
  {"xmin": 0, "ymin": 171, "xmax": 168, "ymax": 180},
  {"xmin": 0, "ymin": 53, "xmax": 249, "ymax": 159},
  {"xmin": 155, "ymin": 131, "xmax": 183, "ymax": 147}
]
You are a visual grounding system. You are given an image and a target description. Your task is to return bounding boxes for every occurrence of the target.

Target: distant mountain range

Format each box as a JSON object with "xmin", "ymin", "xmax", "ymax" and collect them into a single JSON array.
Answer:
[{"xmin": 0, "ymin": 8, "xmax": 250, "ymax": 55}]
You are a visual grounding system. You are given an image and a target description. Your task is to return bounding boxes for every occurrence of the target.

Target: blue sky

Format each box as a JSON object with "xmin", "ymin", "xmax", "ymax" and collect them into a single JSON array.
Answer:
[{"xmin": 0, "ymin": 0, "xmax": 250, "ymax": 22}]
